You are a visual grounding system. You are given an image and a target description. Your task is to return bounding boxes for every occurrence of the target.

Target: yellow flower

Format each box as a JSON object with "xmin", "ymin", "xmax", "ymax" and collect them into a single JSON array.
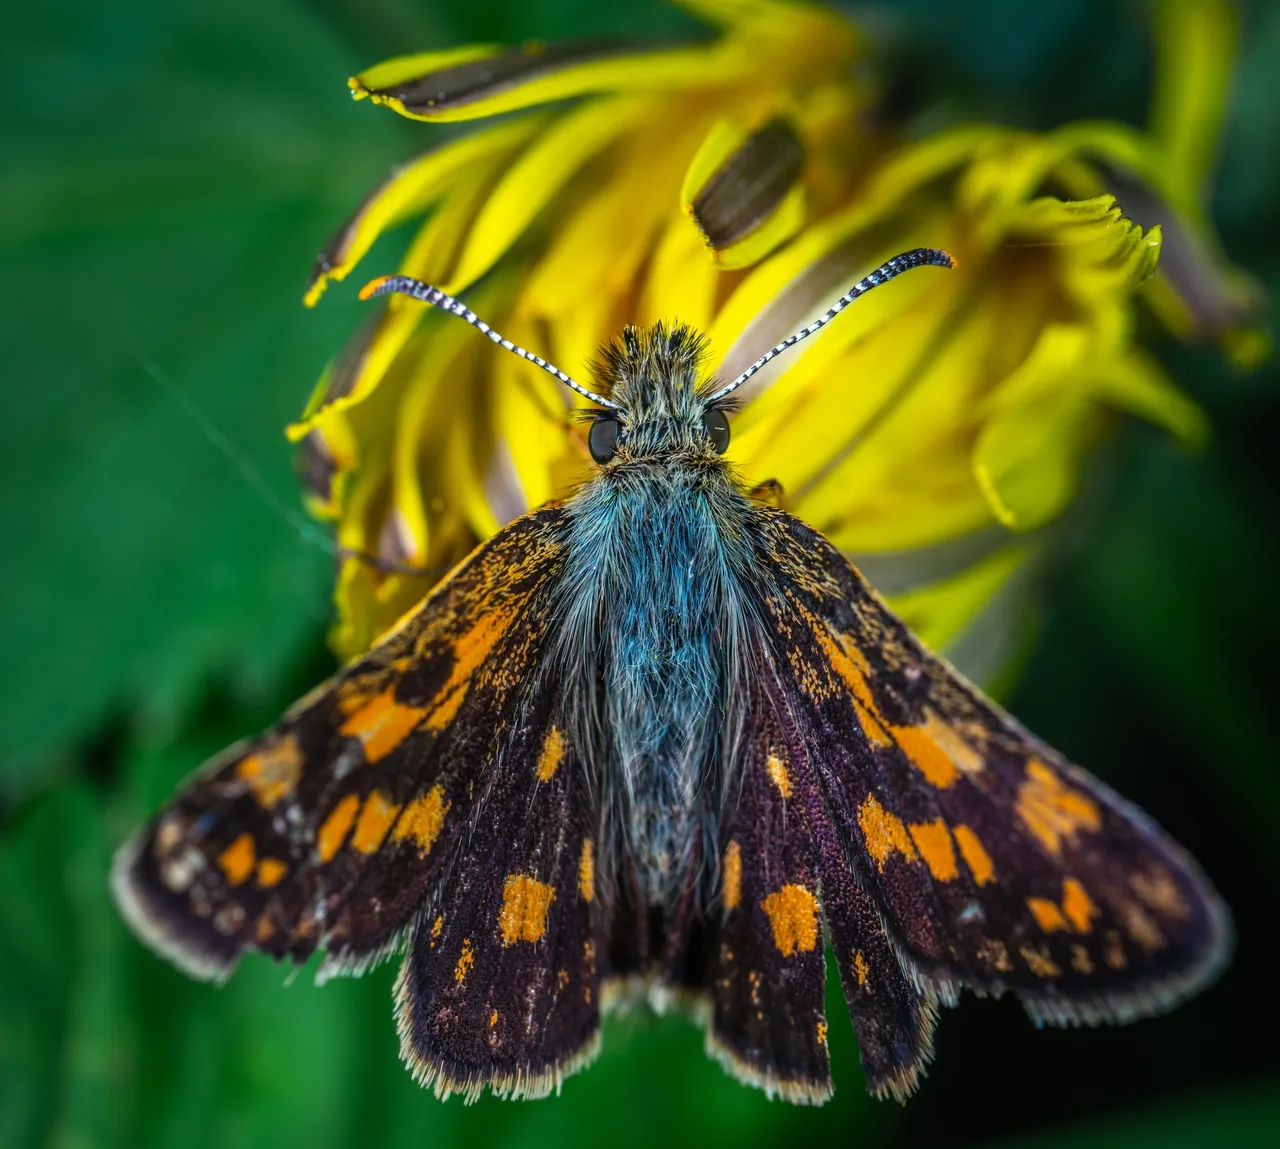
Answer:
[{"xmin": 295, "ymin": 0, "xmax": 1261, "ymax": 670}]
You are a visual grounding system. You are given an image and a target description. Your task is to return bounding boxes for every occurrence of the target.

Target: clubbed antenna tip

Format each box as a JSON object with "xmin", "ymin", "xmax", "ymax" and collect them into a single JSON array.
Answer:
[{"xmin": 705, "ymin": 247, "xmax": 956, "ymax": 402}]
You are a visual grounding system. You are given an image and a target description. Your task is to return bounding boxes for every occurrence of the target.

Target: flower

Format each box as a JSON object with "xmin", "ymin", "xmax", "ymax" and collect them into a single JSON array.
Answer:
[{"xmin": 295, "ymin": 0, "xmax": 1261, "ymax": 669}]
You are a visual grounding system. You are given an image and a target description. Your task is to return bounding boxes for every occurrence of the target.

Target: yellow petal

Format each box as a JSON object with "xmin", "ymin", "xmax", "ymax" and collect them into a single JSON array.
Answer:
[
  {"xmin": 1149, "ymin": 0, "xmax": 1238, "ymax": 208},
  {"xmin": 447, "ymin": 95, "xmax": 649, "ymax": 291},
  {"xmin": 351, "ymin": 39, "xmax": 752, "ymax": 124},
  {"xmin": 304, "ymin": 118, "xmax": 541, "ymax": 306}
]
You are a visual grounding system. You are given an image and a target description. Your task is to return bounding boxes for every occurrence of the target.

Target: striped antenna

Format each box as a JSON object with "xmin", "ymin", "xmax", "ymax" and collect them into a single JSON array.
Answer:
[
  {"xmin": 359, "ymin": 275, "xmax": 619, "ymax": 409},
  {"xmin": 705, "ymin": 248, "xmax": 955, "ymax": 403}
]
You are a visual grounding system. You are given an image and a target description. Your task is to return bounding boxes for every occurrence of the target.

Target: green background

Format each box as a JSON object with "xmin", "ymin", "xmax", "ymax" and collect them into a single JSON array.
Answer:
[{"xmin": 2, "ymin": 1, "xmax": 1278, "ymax": 1145}]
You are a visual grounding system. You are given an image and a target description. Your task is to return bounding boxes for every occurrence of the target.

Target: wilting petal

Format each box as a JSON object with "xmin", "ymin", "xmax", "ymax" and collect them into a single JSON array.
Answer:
[{"xmin": 681, "ymin": 117, "xmax": 806, "ymax": 268}]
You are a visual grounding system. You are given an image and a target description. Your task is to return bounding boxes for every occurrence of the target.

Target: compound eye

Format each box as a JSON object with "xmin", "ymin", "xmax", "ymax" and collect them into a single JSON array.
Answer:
[
  {"xmin": 703, "ymin": 408, "xmax": 730, "ymax": 454},
  {"xmin": 589, "ymin": 416, "xmax": 620, "ymax": 464}
]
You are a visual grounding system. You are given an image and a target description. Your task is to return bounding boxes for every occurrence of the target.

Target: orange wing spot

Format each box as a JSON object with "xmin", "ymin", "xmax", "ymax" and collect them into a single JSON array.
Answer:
[
  {"xmin": 235, "ymin": 733, "xmax": 303, "ymax": 808},
  {"xmin": 723, "ymin": 839, "xmax": 743, "ymax": 911},
  {"xmin": 536, "ymin": 726, "xmax": 566, "ymax": 782},
  {"xmin": 578, "ymin": 838, "xmax": 595, "ymax": 902},
  {"xmin": 821, "ymin": 630, "xmax": 892, "ymax": 747},
  {"xmin": 857, "ymin": 795, "xmax": 918, "ymax": 870},
  {"xmin": 1130, "ymin": 865, "xmax": 1190, "ymax": 919},
  {"xmin": 454, "ymin": 938, "xmax": 474, "ymax": 983},
  {"xmin": 761, "ymin": 884, "xmax": 819, "ymax": 957},
  {"xmin": 765, "ymin": 752, "xmax": 792, "ymax": 798},
  {"xmin": 489, "ymin": 1010, "xmax": 499, "ymax": 1028},
  {"xmin": 1019, "ymin": 944, "xmax": 1062, "ymax": 978},
  {"xmin": 853, "ymin": 949, "xmax": 871, "ymax": 989},
  {"xmin": 256, "ymin": 857, "xmax": 288, "ymax": 888},
  {"xmin": 1061, "ymin": 878, "xmax": 1098, "ymax": 934},
  {"xmin": 1104, "ymin": 930, "xmax": 1128, "ymax": 970},
  {"xmin": 978, "ymin": 938, "xmax": 1013, "ymax": 972},
  {"xmin": 424, "ymin": 610, "xmax": 512, "ymax": 733},
  {"xmin": 429, "ymin": 915, "xmax": 444, "ymax": 948},
  {"xmin": 217, "ymin": 834, "xmax": 256, "ymax": 886},
  {"xmin": 890, "ymin": 709, "xmax": 985, "ymax": 789},
  {"xmin": 953, "ymin": 823, "xmax": 995, "ymax": 885},
  {"xmin": 1027, "ymin": 896, "xmax": 1069, "ymax": 933},
  {"xmin": 1120, "ymin": 902, "xmax": 1166, "ymax": 952},
  {"xmin": 1071, "ymin": 944, "xmax": 1094, "ymax": 974},
  {"xmin": 498, "ymin": 874, "xmax": 556, "ymax": 946},
  {"xmin": 255, "ymin": 916, "xmax": 276, "ymax": 943},
  {"xmin": 351, "ymin": 789, "xmax": 402, "ymax": 854},
  {"xmin": 317, "ymin": 794, "xmax": 360, "ymax": 862},
  {"xmin": 816, "ymin": 1021, "xmax": 828, "ymax": 1046},
  {"xmin": 339, "ymin": 687, "xmax": 428, "ymax": 764},
  {"xmin": 908, "ymin": 818, "xmax": 959, "ymax": 881},
  {"xmin": 392, "ymin": 784, "xmax": 450, "ymax": 854},
  {"xmin": 1015, "ymin": 759, "xmax": 1101, "ymax": 855}
]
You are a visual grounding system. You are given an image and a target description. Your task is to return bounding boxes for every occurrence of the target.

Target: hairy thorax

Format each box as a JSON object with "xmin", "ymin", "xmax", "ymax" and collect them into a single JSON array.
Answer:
[{"xmin": 557, "ymin": 456, "xmax": 752, "ymax": 909}]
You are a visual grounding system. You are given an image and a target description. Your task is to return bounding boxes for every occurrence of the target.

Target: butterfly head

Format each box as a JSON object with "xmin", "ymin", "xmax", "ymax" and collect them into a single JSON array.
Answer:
[{"xmin": 584, "ymin": 321, "xmax": 731, "ymax": 466}]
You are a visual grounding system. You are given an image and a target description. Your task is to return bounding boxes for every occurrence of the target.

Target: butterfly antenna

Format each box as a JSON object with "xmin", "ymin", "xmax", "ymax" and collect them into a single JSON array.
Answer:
[
  {"xmin": 705, "ymin": 247, "xmax": 955, "ymax": 402},
  {"xmin": 359, "ymin": 275, "xmax": 619, "ymax": 409}
]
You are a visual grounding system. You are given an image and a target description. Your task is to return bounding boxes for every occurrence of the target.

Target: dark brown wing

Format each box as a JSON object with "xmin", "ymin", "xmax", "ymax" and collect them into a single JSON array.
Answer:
[
  {"xmin": 112, "ymin": 505, "xmax": 569, "ymax": 981},
  {"xmin": 750, "ymin": 504, "xmax": 1231, "ymax": 1088}
]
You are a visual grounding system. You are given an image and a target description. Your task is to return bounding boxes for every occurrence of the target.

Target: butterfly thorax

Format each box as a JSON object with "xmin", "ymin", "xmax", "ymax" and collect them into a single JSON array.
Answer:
[{"xmin": 554, "ymin": 323, "xmax": 755, "ymax": 909}]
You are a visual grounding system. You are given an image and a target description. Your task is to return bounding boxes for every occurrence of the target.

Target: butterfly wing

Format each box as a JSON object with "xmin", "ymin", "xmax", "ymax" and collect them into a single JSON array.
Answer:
[
  {"xmin": 750, "ymin": 505, "xmax": 1231, "ymax": 1093},
  {"xmin": 113, "ymin": 505, "xmax": 569, "ymax": 976}
]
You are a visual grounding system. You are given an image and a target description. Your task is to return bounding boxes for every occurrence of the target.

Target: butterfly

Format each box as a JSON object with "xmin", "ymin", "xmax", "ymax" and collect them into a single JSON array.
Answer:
[{"xmin": 112, "ymin": 248, "xmax": 1231, "ymax": 1105}]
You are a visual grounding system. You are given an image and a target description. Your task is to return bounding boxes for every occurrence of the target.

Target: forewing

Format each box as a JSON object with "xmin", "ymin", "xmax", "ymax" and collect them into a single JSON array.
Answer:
[
  {"xmin": 112, "ymin": 506, "xmax": 567, "ymax": 981},
  {"xmin": 755, "ymin": 506, "xmax": 1231, "ymax": 1028}
]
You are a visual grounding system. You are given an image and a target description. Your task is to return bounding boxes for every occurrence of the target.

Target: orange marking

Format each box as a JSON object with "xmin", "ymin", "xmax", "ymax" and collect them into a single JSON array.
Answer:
[
  {"xmin": 217, "ymin": 834, "xmax": 256, "ymax": 886},
  {"xmin": 235, "ymin": 733, "xmax": 303, "ymax": 808},
  {"xmin": 1015, "ymin": 759, "xmax": 1101, "ymax": 855},
  {"xmin": 1131, "ymin": 866, "xmax": 1190, "ymax": 919},
  {"xmin": 1120, "ymin": 902, "xmax": 1165, "ymax": 952},
  {"xmin": 429, "ymin": 915, "xmax": 444, "ymax": 948},
  {"xmin": 765, "ymin": 752, "xmax": 792, "ymax": 798},
  {"xmin": 578, "ymin": 838, "xmax": 595, "ymax": 902},
  {"xmin": 255, "ymin": 916, "xmax": 276, "ymax": 943},
  {"xmin": 392, "ymin": 785, "xmax": 449, "ymax": 854},
  {"xmin": 424, "ymin": 611, "xmax": 512, "ymax": 732},
  {"xmin": 1061, "ymin": 878, "xmax": 1098, "ymax": 934},
  {"xmin": 1104, "ymin": 931, "xmax": 1128, "ymax": 970},
  {"xmin": 822, "ymin": 631, "xmax": 892, "ymax": 747},
  {"xmin": 853, "ymin": 949, "xmax": 871, "ymax": 988},
  {"xmin": 351, "ymin": 789, "xmax": 402, "ymax": 854},
  {"xmin": 978, "ymin": 938, "xmax": 1013, "ymax": 972},
  {"xmin": 761, "ymin": 884, "xmax": 819, "ymax": 957},
  {"xmin": 317, "ymin": 794, "xmax": 360, "ymax": 862},
  {"xmin": 816, "ymin": 1021, "xmax": 828, "ymax": 1046},
  {"xmin": 953, "ymin": 823, "xmax": 995, "ymax": 885},
  {"xmin": 256, "ymin": 857, "xmax": 287, "ymax": 888},
  {"xmin": 454, "ymin": 938, "xmax": 474, "ymax": 983},
  {"xmin": 489, "ymin": 1010, "xmax": 499, "ymax": 1028},
  {"xmin": 857, "ymin": 795, "xmax": 918, "ymax": 870},
  {"xmin": 1027, "ymin": 896, "xmax": 1069, "ymax": 932},
  {"xmin": 1019, "ymin": 944, "xmax": 1062, "ymax": 978},
  {"xmin": 1071, "ymin": 944, "xmax": 1094, "ymax": 974},
  {"xmin": 908, "ymin": 818, "xmax": 959, "ymax": 881},
  {"xmin": 723, "ymin": 839, "xmax": 742, "ymax": 911},
  {"xmin": 536, "ymin": 726, "xmax": 566, "ymax": 782},
  {"xmin": 498, "ymin": 874, "xmax": 556, "ymax": 945},
  {"xmin": 339, "ymin": 687, "xmax": 428, "ymax": 764}
]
